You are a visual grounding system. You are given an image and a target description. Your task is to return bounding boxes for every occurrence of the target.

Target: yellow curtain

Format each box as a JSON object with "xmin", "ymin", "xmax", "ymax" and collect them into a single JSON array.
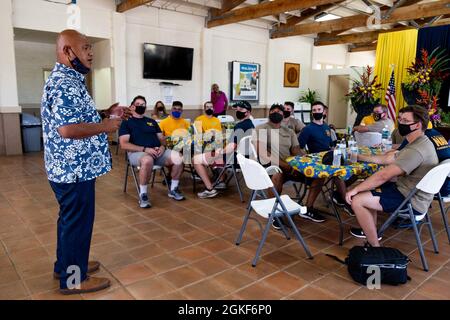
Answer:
[{"xmin": 374, "ymin": 29, "xmax": 418, "ymax": 116}]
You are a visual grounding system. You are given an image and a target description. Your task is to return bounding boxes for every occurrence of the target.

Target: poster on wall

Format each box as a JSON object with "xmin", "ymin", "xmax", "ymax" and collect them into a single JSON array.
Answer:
[{"xmin": 230, "ymin": 61, "xmax": 260, "ymax": 101}]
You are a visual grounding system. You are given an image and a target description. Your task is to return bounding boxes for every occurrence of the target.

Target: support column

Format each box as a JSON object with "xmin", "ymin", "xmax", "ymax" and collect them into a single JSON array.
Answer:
[{"xmin": 0, "ymin": 0, "xmax": 22, "ymax": 155}]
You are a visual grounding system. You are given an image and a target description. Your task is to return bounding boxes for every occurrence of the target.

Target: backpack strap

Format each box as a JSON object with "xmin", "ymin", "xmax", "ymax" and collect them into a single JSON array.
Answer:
[{"xmin": 325, "ymin": 254, "xmax": 347, "ymax": 265}]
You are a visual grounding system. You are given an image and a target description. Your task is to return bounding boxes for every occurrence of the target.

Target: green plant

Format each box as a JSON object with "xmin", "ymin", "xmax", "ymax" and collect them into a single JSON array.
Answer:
[
  {"xmin": 439, "ymin": 109, "xmax": 450, "ymax": 125},
  {"xmin": 346, "ymin": 65, "xmax": 383, "ymax": 105},
  {"xmin": 299, "ymin": 88, "xmax": 320, "ymax": 104}
]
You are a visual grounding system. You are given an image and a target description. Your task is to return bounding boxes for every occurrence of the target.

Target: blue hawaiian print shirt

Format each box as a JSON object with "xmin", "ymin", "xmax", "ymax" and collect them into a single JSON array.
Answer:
[{"xmin": 41, "ymin": 63, "xmax": 112, "ymax": 184}]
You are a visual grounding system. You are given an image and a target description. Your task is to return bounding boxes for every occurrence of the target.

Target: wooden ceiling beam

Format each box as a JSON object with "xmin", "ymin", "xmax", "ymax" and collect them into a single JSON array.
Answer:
[
  {"xmin": 348, "ymin": 43, "xmax": 377, "ymax": 52},
  {"xmin": 271, "ymin": 1, "xmax": 450, "ymax": 39},
  {"xmin": 207, "ymin": 0, "xmax": 339, "ymax": 28},
  {"xmin": 116, "ymin": 0, "xmax": 153, "ymax": 13},
  {"xmin": 210, "ymin": 0, "xmax": 247, "ymax": 18}
]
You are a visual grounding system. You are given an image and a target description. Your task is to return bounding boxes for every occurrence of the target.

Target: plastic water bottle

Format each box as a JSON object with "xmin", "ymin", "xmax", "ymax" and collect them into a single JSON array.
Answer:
[
  {"xmin": 348, "ymin": 135, "xmax": 356, "ymax": 148},
  {"xmin": 333, "ymin": 148, "xmax": 342, "ymax": 167},
  {"xmin": 350, "ymin": 143, "xmax": 358, "ymax": 164},
  {"xmin": 382, "ymin": 125, "xmax": 389, "ymax": 140},
  {"xmin": 384, "ymin": 136, "xmax": 392, "ymax": 151},
  {"xmin": 339, "ymin": 138, "xmax": 347, "ymax": 163}
]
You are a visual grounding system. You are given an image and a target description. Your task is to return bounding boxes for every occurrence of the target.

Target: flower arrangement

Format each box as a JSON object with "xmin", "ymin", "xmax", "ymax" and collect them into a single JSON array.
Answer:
[
  {"xmin": 403, "ymin": 48, "xmax": 450, "ymax": 125},
  {"xmin": 347, "ymin": 66, "xmax": 383, "ymax": 106}
]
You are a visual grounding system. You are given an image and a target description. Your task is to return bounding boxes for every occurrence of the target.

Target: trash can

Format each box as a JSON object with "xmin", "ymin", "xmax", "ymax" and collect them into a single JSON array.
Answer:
[{"xmin": 21, "ymin": 113, "xmax": 42, "ymax": 152}]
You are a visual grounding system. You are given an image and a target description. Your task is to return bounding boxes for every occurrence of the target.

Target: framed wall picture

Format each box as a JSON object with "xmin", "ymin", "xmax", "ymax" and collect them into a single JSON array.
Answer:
[
  {"xmin": 284, "ymin": 63, "xmax": 300, "ymax": 88},
  {"xmin": 229, "ymin": 61, "xmax": 260, "ymax": 101}
]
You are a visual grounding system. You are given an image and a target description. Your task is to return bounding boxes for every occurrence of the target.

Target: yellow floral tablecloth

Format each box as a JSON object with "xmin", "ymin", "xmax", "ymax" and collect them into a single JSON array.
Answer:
[{"xmin": 286, "ymin": 147, "xmax": 382, "ymax": 181}]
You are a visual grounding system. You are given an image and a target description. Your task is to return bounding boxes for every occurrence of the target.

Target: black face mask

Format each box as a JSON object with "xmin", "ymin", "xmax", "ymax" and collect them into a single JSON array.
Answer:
[
  {"xmin": 312, "ymin": 112, "xmax": 323, "ymax": 121},
  {"xmin": 398, "ymin": 122, "xmax": 418, "ymax": 136},
  {"xmin": 135, "ymin": 105, "xmax": 146, "ymax": 115},
  {"xmin": 157, "ymin": 107, "xmax": 164, "ymax": 112},
  {"xmin": 205, "ymin": 109, "xmax": 214, "ymax": 116},
  {"xmin": 269, "ymin": 112, "xmax": 283, "ymax": 124},
  {"xmin": 323, "ymin": 114, "xmax": 327, "ymax": 120},
  {"xmin": 69, "ymin": 49, "xmax": 91, "ymax": 74},
  {"xmin": 283, "ymin": 111, "xmax": 292, "ymax": 119},
  {"xmin": 236, "ymin": 111, "xmax": 247, "ymax": 120}
]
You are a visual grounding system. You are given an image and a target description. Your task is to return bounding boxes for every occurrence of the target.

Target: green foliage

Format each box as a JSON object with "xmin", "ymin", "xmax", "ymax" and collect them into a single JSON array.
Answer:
[{"xmin": 299, "ymin": 89, "xmax": 320, "ymax": 104}]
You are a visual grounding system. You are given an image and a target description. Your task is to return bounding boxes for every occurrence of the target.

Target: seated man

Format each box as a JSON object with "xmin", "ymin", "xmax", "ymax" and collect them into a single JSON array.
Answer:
[
  {"xmin": 298, "ymin": 101, "xmax": 350, "ymax": 221},
  {"xmin": 119, "ymin": 95, "xmax": 185, "ymax": 208},
  {"xmin": 353, "ymin": 104, "xmax": 394, "ymax": 134},
  {"xmin": 193, "ymin": 101, "xmax": 254, "ymax": 198},
  {"xmin": 282, "ymin": 101, "xmax": 304, "ymax": 135},
  {"xmin": 159, "ymin": 100, "xmax": 190, "ymax": 138},
  {"xmin": 194, "ymin": 101, "xmax": 222, "ymax": 133},
  {"xmin": 346, "ymin": 105, "xmax": 439, "ymax": 245}
]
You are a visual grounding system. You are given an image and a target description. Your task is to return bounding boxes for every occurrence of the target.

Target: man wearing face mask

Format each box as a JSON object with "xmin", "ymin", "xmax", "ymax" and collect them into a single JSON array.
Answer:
[
  {"xmin": 194, "ymin": 101, "xmax": 222, "ymax": 133},
  {"xmin": 42, "ymin": 30, "xmax": 130, "ymax": 295},
  {"xmin": 353, "ymin": 104, "xmax": 394, "ymax": 134},
  {"xmin": 194, "ymin": 101, "xmax": 254, "ymax": 198},
  {"xmin": 346, "ymin": 105, "xmax": 438, "ymax": 245},
  {"xmin": 282, "ymin": 101, "xmax": 305, "ymax": 135},
  {"xmin": 159, "ymin": 101, "xmax": 190, "ymax": 138},
  {"xmin": 119, "ymin": 96, "xmax": 186, "ymax": 208}
]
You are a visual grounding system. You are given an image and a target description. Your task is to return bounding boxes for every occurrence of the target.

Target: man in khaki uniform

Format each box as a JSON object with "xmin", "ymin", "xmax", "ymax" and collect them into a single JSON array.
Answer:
[
  {"xmin": 346, "ymin": 105, "xmax": 439, "ymax": 246},
  {"xmin": 353, "ymin": 104, "xmax": 394, "ymax": 134},
  {"xmin": 282, "ymin": 101, "xmax": 305, "ymax": 135}
]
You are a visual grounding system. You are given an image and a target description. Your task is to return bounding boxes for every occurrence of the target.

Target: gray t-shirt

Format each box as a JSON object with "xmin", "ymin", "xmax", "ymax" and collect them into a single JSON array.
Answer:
[
  {"xmin": 367, "ymin": 118, "xmax": 394, "ymax": 134},
  {"xmin": 394, "ymin": 135, "xmax": 439, "ymax": 213}
]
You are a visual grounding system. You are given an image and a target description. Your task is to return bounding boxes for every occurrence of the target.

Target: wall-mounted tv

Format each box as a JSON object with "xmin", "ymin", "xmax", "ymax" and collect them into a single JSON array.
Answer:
[{"xmin": 143, "ymin": 43, "xmax": 194, "ymax": 81}]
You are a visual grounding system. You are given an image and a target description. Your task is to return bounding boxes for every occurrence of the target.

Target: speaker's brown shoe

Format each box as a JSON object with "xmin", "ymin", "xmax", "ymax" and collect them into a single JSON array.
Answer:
[
  {"xmin": 59, "ymin": 276, "xmax": 111, "ymax": 295},
  {"xmin": 53, "ymin": 261, "xmax": 101, "ymax": 279}
]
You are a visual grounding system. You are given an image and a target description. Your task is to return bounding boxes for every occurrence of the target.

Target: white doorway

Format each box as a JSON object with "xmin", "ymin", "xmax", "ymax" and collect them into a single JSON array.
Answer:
[{"xmin": 328, "ymin": 74, "xmax": 350, "ymax": 129}]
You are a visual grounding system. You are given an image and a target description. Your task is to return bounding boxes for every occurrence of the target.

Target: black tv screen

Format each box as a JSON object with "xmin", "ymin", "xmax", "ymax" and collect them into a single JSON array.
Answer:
[{"xmin": 143, "ymin": 43, "xmax": 194, "ymax": 80}]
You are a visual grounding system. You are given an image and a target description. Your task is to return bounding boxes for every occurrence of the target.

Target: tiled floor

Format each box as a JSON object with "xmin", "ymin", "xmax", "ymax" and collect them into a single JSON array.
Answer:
[{"xmin": 0, "ymin": 150, "xmax": 449, "ymax": 300}]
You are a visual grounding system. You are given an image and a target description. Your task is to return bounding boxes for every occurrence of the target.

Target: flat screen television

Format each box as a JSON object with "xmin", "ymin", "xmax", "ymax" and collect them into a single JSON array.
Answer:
[{"xmin": 143, "ymin": 43, "xmax": 194, "ymax": 80}]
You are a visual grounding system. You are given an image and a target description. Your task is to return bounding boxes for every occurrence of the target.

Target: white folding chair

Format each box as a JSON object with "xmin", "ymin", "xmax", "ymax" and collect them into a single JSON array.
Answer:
[
  {"xmin": 218, "ymin": 115, "xmax": 235, "ymax": 124},
  {"xmin": 354, "ymin": 131, "xmax": 382, "ymax": 147},
  {"xmin": 251, "ymin": 118, "xmax": 268, "ymax": 128},
  {"xmin": 378, "ymin": 162, "xmax": 450, "ymax": 271},
  {"xmin": 123, "ymin": 153, "xmax": 170, "ymax": 198},
  {"xmin": 235, "ymin": 154, "xmax": 313, "ymax": 267},
  {"xmin": 436, "ymin": 192, "xmax": 450, "ymax": 244}
]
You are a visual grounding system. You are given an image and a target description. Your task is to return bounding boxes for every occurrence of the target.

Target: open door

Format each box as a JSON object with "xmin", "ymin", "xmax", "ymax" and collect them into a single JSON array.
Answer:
[{"xmin": 328, "ymin": 75, "xmax": 350, "ymax": 129}]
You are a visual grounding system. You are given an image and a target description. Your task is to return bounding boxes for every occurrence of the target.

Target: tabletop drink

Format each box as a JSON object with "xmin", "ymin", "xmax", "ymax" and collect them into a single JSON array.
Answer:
[
  {"xmin": 339, "ymin": 138, "xmax": 347, "ymax": 163},
  {"xmin": 384, "ymin": 136, "xmax": 392, "ymax": 151},
  {"xmin": 382, "ymin": 125, "xmax": 390, "ymax": 140},
  {"xmin": 333, "ymin": 148, "xmax": 342, "ymax": 166},
  {"xmin": 350, "ymin": 143, "xmax": 358, "ymax": 164},
  {"xmin": 348, "ymin": 135, "xmax": 356, "ymax": 148}
]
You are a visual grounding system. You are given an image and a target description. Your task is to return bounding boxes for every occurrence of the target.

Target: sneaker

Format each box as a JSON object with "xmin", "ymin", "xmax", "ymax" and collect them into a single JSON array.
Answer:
[
  {"xmin": 342, "ymin": 203, "xmax": 356, "ymax": 217},
  {"xmin": 197, "ymin": 188, "xmax": 219, "ymax": 199},
  {"xmin": 299, "ymin": 208, "xmax": 326, "ymax": 223},
  {"xmin": 193, "ymin": 174, "xmax": 202, "ymax": 181},
  {"xmin": 332, "ymin": 191, "xmax": 346, "ymax": 207},
  {"xmin": 214, "ymin": 182, "xmax": 227, "ymax": 190},
  {"xmin": 350, "ymin": 228, "xmax": 382, "ymax": 240},
  {"xmin": 139, "ymin": 193, "xmax": 151, "ymax": 208},
  {"xmin": 168, "ymin": 188, "xmax": 185, "ymax": 201}
]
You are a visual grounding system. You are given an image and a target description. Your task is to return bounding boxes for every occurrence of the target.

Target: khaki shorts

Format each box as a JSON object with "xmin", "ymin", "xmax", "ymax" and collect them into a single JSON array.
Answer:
[{"xmin": 128, "ymin": 149, "xmax": 171, "ymax": 167}]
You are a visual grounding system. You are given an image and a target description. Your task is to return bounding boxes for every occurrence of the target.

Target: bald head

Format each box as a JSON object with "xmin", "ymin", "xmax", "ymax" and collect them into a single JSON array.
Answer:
[{"xmin": 56, "ymin": 29, "xmax": 93, "ymax": 71}]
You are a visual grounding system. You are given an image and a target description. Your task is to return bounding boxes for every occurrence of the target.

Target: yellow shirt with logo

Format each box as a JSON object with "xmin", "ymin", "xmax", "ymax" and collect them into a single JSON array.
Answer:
[
  {"xmin": 194, "ymin": 115, "xmax": 222, "ymax": 133},
  {"xmin": 361, "ymin": 115, "xmax": 375, "ymax": 126},
  {"xmin": 159, "ymin": 116, "xmax": 190, "ymax": 137}
]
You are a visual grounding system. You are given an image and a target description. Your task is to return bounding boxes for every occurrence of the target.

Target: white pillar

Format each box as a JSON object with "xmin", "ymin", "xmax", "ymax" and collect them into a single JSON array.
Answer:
[
  {"xmin": 0, "ymin": 0, "xmax": 22, "ymax": 155},
  {"xmin": 111, "ymin": 12, "xmax": 127, "ymax": 106}
]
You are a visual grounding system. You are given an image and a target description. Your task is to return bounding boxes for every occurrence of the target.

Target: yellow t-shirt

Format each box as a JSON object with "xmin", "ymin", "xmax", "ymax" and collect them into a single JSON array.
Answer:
[
  {"xmin": 361, "ymin": 115, "xmax": 375, "ymax": 126},
  {"xmin": 159, "ymin": 116, "xmax": 190, "ymax": 137},
  {"xmin": 194, "ymin": 115, "xmax": 222, "ymax": 133}
]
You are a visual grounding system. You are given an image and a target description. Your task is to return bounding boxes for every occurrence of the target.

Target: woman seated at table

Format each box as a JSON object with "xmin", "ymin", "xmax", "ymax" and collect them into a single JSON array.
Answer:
[
  {"xmin": 346, "ymin": 105, "xmax": 438, "ymax": 244},
  {"xmin": 298, "ymin": 101, "xmax": 351, "ymax": 221},
  {"xmin": 151, "ymin": 100, "xmax": 169, "ymax": 121},
  {"xmin": 193, "ymin": 101, "xmax": 254, "ymax": 199}
]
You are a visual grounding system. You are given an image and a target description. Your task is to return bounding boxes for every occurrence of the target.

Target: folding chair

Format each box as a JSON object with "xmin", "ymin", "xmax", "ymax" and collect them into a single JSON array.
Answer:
[
  {"xmin": 235, "ymin": 154, "xmax": 313, "ymax": 267},
  {"xmin": 435, "ymin": 192, "xmax": 450, "ymax": 244},
  {"xmin": 123, "ymin": 152, "xmax": 170, "ymax": 197},
  {"xmin": 211, "ymin": 135, "xmax": 256, "ymax": 202},
  {"xmin": 218, "ymin": 115, "xmax": 235, "ymax": 124},
  {"xmin": 377, "ymin": 162, "xmax": 450, "ymax": 271}
]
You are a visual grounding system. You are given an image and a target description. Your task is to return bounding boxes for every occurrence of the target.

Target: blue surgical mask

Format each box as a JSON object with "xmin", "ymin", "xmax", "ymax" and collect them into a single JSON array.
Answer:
[
  {"xmin": 70, "ymin": 49, "xmax": 91, "ymax": 74},
  {"xmin": 172, "ymin": 111, "xmax": 182, "ymax": 119}
]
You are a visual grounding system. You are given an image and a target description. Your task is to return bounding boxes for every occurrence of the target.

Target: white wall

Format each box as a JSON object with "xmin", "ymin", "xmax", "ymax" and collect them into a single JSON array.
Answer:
[
  {"xmin": 93, "ymin": 68, "xmax": 113, "ymax": 109},
  {"xmin": 14, "ymin": 40, "xmax": 55, "ymax": 108},
  {"xmin": 347, "ymin": 51, "xmax": 376, "ymax": 67},
  {"xmin": 312, "ymin": 44, "xmax": 348, "ymax": 68}
]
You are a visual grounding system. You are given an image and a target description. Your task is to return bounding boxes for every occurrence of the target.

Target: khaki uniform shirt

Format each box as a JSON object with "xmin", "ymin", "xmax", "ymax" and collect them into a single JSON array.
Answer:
[
  {"xmin": 282, "ymin": 117, "xmax": 305, "ymax": 135},
  {"xmin": 255, "ymin": 122, "xmax": 299, "ymax": 161}
]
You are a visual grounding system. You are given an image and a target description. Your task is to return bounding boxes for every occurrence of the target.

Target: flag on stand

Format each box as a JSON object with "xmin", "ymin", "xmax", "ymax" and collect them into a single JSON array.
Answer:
[{"xmin": 385, "ymin": 70, "xmax": 397, "ymax": 121}]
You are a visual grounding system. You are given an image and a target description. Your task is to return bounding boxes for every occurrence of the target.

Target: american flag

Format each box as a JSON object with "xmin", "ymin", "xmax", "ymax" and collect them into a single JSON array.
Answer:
[{"xmin": 385, "ymin": 70, "xmax": 396, "ymax": 120}]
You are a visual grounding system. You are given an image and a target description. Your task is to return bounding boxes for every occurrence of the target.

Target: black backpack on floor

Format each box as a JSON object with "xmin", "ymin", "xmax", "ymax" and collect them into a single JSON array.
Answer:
[{"xmin": 328, "ymin": 245, "xmax": 411, "ymax": 286}]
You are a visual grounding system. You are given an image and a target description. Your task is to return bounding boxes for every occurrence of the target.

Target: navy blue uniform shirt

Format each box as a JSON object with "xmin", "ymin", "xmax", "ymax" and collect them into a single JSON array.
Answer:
[
  {"xmin": 298, "ymin": 122, "xmax": 333, "ymax": 154},
  {"xmin": 119, "ymin": 116, "xmax": 162, "ymax": 148}
]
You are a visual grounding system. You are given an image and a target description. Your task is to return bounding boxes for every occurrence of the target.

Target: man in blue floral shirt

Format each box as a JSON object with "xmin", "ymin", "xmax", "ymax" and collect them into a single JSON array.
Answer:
[{"xmin": 41, "ymin": 30, "xmax": 126, "ymax": 295}]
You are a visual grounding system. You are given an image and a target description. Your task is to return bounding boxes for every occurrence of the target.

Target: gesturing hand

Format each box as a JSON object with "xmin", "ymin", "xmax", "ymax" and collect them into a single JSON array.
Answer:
[
  {"xmin": 345, "ymin": 188, "xmax": 358, "ymax": 205},
  {"xmin": 102, "ymin": 118, "xmax": 122, "ymax": 133},
  {"xmin": 106, "ymin": 103, "xmax": 132, "ymax": 120}
]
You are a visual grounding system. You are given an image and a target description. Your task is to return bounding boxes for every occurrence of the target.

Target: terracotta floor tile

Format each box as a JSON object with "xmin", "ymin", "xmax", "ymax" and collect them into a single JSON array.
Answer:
[
  {"xmin": 261, "ymin": 271, "xmax": 308, "ymax": 295},
  {"xmin": 9, "ymin": 247, "xmax": 50, "ymax": 265},
  {"xmin": 154, "ymin": 291, "xmax": 188, "ymax": 300},
  {"xmin": 211, "ymin": 269, "xmax": 255, "ymax": 293},
  {"xmin": 261, "ymin": 251, "xmax": 299, "ymax": 268},
  {"xmin": 0, "ymin": 266, "xmax": 21, "ymax": 286},
  {"xmin": 347, "ymin": 288, "xmax": 393, "ymax": 300},
  {"xmin": 313, "ymin": 274, "xmax": 361, "ymax": 298},
  {"xmin": 289, "ymin": 285, "xmax": 340, "ymax": 300},
  {"xmin": 144, "ymin": 253, "xmax": 187, "ymax": 274},
  {"xmin": 111, "ymin": 263, "xmax": 155, "ymax": 286},
  {"xmin": 197, "ymin": 238, "xmax": 234, "ymax": 254},
  {"xmin": 405, "ymin": 291, "xmax": 435, "ymax": 300},
  {"xmin": 416, "ymin": 278, "xmax": 450, "ymax": 299},
  {"xmin": 236, "ymin": 261, "xmax": 278, "ymax": 281},
  {"xmin": 24, "ymin": 274, "xmax": 60, "ymax": 295},
  {"xmin": 180, "ymin": 279, "xmax": 228, "ymax": 300},
  {"xmin": 160, "ymin": 265, "xmax": 204, "ymax": 288},
  {"xmin": 216, "ymin": 248, "xmax": 253, "ymax": 266},
  {"xmin": 142, "ymin": 228, "xmax": 177, "ymax": 242},
  {"xmin": 156, "ymin": 237, "xmax": 191, "ymax": 252},
  {"xmin": 235, "ymin": 282, "xmax": 283, "ymax": 300},
  {"xmin": 127, "ymin": 276, "xmax": 175, "ymax": 300},
  {"xmin": 0, "ymin": 281, "xmax": 29, "ymax": 300},
  {"xmin": 116, "ymin": 234, "xmax": 151, "ymax": 249},
  {"xmin": 129, "ymin": 243, "xmax": 165, "ymax": 261},
  {"xmin": 172, "ymin": 246, "xmax": 211, "ymax": 263},
  {"xmin": 190, "ymin": 256, "xmax": 229, "ymax": 277},
  {"xmin": 90, "ymin": 288, "xmax": 135, "ymax": 300},
  {"xmin": 181, "ymin": 230, "xmax": 214, "ymax": 244}
]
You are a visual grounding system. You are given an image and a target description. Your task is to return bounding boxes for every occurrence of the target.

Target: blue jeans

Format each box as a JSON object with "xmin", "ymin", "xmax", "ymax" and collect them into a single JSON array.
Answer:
[{"xmin": 49, "ymin": 179, "xmax": 96, "ymax": 289}]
